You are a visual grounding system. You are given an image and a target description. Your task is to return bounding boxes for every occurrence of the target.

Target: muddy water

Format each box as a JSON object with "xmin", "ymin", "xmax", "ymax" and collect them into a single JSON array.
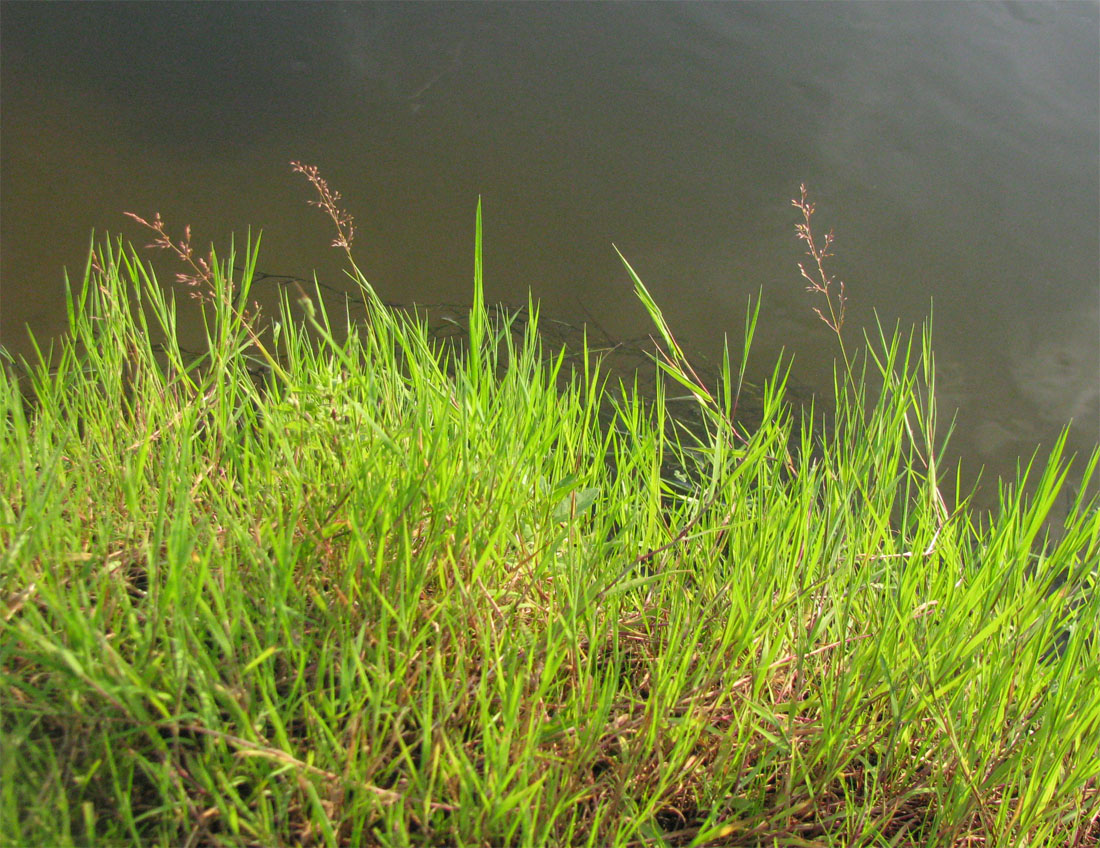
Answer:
[{"xmin": 2, "ymin": 2, "xmax": 1097, "ymax": 509}]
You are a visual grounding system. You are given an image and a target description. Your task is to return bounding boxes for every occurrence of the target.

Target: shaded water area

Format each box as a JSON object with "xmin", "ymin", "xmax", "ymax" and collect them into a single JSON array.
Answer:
[{"xmin": 2, "ymin": 2, "xmax": 1097, "ymax": 512}]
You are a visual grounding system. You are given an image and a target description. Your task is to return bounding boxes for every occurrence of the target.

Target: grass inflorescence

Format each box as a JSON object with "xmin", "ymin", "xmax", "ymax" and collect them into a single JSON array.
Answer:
[{"xmin": 1, "ymin": 175, "xmax": 1098, "ymax": 847}]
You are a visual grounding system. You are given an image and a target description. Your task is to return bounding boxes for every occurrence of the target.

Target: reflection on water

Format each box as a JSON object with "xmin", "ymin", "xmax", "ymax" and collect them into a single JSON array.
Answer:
[
  {"xmin": 936, "ymin": 305, "xmax": 1100, "ymax": 463},
  {"xmin": 1010, "ymin": 307, "xmax": 1100, "ymax": 428},
  {"xmin": 1, "ymin": 2, "xmax": 1096, "ymax": 509},
  {"xmin": 333, "ymin": 4, "xmax": 472, "ymax": 112}
]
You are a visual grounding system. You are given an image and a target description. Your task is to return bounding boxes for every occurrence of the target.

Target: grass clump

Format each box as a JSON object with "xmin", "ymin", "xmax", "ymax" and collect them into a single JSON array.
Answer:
[{"xmin": 2, "ymin": 174, "xmax": 1098, "ymax": 847}]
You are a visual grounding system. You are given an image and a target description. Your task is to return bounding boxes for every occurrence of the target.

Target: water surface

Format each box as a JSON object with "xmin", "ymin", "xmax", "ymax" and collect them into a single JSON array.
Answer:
[{"xmin": 2, "ymin": 1, "xmax": 1097, "ymax": 507}]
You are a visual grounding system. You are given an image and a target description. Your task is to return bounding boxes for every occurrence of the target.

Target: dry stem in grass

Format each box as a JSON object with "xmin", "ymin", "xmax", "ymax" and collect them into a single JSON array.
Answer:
[
  {"xmin": 289, "ymin": 160, "xmax": 387, "ymax": 329},
  {"xmin": 792, "ymin": 186, "xmax": 951, "ymax": 544},
  {"xmin": 123, "ymin": 209, "xmax": 267, "ymax": 345},
  {"xmin": 119, "ymin": 209, "xmax": 302, "ymax": 404},
  {"xmin": 793, "ymin": 183, "xmax": 847, "ymax": 340},
  {"xmin": 124, "ymin": 212, "xmax": 216, "ymax": 303},
  {"xmin": 290, "ymin": 161, "xmax": 356, "ymax": 256},
  {"xmin": 793, "ymin": 183, "xmax": 856, "ymax": 393}
]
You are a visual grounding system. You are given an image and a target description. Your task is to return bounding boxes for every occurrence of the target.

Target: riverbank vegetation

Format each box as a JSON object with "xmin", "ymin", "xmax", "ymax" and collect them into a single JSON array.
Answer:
[{"xmin": 2, "ymin": 176, "xmax": 1097, "ymax": 846}]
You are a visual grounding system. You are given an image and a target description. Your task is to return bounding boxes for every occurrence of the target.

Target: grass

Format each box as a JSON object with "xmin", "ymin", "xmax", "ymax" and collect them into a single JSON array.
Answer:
[{"xmin": 1, "ymin": 174, "xmax": 1098, "ymax": 847}]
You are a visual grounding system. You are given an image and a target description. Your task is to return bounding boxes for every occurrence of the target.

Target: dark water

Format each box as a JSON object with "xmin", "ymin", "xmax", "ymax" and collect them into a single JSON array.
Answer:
[{"xmin": 2, "ymin": 2, "xmax": 1097, "ymax": 507}]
